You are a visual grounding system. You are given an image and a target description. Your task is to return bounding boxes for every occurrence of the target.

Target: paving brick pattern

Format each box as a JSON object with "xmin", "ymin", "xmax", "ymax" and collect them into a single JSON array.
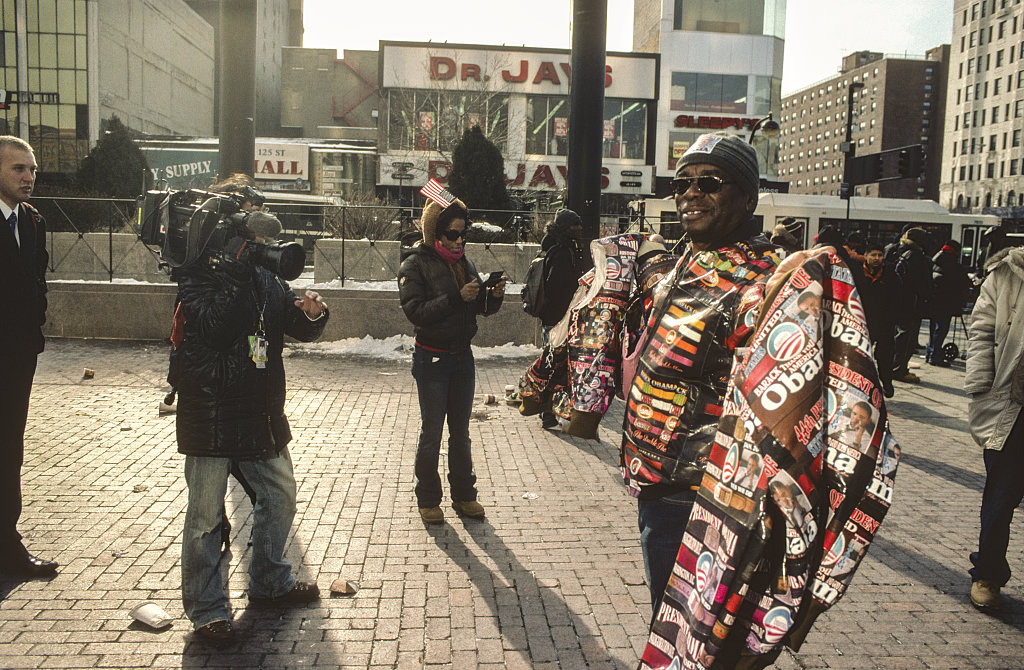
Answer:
[{"xmin": 1, "ymin": 339, "xmax": 1022, "ymax": 669}]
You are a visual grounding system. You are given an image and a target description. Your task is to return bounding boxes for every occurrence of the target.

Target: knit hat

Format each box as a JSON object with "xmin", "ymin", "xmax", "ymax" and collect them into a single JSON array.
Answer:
[
  {"xmin": 545, "ymin": 208, "xmax": 583, "ymax": 237},
  {"xmin": 420, "ymin": 198, "xmax": 469, "ymax": 245},
  {"xmin": 903, "ymin": 227, "xmax": 928, "ymax": 248},
  {"xmin": 674, "ymin": 133, "xmax": 760, "ymax": 200},
  {"xmin": 245, "ymin": 211, "xmax": 282, "ymax": 240}
]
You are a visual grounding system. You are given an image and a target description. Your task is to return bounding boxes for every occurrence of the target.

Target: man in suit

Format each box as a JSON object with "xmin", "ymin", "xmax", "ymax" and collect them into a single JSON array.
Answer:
[{"xmin": 0, "ymin": 135, "xmax": 57, "ymax": 578}]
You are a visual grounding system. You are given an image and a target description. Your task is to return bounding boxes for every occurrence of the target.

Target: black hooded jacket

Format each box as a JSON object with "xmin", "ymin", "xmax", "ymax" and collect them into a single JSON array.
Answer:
[
  {"xmin": 537, "ymin": 232, "xmax": 588, "ymax": 327},
  {"xmin": 168, "ymin": 266, "xmax": 328, "ymax": 459}
]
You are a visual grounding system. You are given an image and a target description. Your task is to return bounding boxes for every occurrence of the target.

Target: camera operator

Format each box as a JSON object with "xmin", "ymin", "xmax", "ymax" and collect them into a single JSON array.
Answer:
[{"xmin": 168, "ymin": 188, "xmax": 328, "ymax": 641}]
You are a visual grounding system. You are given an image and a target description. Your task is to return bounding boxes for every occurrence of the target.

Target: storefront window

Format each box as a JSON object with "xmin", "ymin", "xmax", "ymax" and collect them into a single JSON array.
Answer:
[
  {"xmin": 526, "ymin": 95, "xmax": 569, "ymax": 156},
  {"xmin": 671, "ymin": 72, "xmax": 748, "ymax": 113},
  {"xmin": 602, "ymin": 100, "xmax": 646, "ymax": 159},
  {"xmin": 673, "ymin": 0, "xmax": 786, "ymax": 38},
  {"xmin": 388, "ymin": 89, "xmax": 508, "ymax": 153}
]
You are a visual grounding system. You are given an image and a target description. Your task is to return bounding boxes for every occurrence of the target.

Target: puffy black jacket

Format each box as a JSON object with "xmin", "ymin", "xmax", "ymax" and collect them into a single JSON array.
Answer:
[
  {"xmin": 398, "ymin": 241, "xmax": 502, "ymax": 351},
  {"xmin": 168, "ymin": 266, "xmax": 328, "ymax": 459},
  {"xmin": 931, "ymin": 249, "xmax": 972, "ymax": 318},
  {"xmin": 537, "ymin": 233, "xmax": 588, "ymax": 327}
]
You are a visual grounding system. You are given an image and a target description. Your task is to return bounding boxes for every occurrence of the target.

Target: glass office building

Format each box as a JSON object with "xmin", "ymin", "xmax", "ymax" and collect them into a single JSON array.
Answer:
[{"xmin": 0, "ymin": 0, "xmax": 89, "ymax": 173}]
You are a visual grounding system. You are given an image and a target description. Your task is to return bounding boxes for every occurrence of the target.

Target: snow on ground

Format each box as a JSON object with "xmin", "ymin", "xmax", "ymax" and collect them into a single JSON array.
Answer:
[{"xmin": 287, "ymin": 334, "xmax": 539, "ymax": 361}]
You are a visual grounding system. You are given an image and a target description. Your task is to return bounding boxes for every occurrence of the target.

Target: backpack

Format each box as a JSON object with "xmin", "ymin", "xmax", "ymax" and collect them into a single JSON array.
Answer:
[{"xmin": 521, "ymin": 249, "xmax": 549, "ymax": 317}]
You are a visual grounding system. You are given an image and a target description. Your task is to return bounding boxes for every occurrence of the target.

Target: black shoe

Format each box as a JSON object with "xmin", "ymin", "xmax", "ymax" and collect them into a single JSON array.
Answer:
[
  {"xmin": 195, "ymin": 620, "xmax": 235, "ymax": 641},
  {"xmin": 541, "ymin": 413, "xmax": 559, "ymax": 430},
  {"xmin": 221, "ymin": 519, "xmax": 231, "ymax": 552},
  {"xmin": 0, "ymin": 553, "xmax": 58, "ymax": 578},
  {"xmin": 248, "ymin": 581, "xmax": 320, "ymax": 607},
  {"xmin": 881, "ymin": 380, "xmax": 895, "ymax": 398}
]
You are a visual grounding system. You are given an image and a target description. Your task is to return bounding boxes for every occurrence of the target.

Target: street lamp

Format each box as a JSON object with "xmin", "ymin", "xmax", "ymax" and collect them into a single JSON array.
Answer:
[
  {"xmin": 747, "ymin": 114, "xmax": 781, "ymax": 187},
  {"xmin": 747, "ymin": 114, "xmax": 780, "ymax": 144},
  {"xmin": 842, "ymin": 81, "xmax": 865, "ymax": 223}
]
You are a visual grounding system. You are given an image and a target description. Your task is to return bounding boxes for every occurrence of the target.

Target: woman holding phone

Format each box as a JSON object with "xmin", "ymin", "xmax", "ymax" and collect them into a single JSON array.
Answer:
[{"xmin": 398, "ymin": 198, "xmax": 506, "ymax": 525}]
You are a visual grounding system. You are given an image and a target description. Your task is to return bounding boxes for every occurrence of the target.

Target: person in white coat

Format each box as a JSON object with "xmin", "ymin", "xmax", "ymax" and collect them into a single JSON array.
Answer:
[{"xmin": 965, "ymin": 245, "xmax": 1024, "ymax": 610}]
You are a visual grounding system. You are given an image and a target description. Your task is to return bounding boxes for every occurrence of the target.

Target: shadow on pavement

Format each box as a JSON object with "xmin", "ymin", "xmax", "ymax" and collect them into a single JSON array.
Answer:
[
  {"xmin": 431, "ymin": 517, "xmax": 632, "ymax": 669},
  {"xmin": 870, "ymin": 535, "xmax": 1024, "ymax": 632},
  {"xmin": 898, "ymin": 452, "xmax": 986, "ymax": 492}
]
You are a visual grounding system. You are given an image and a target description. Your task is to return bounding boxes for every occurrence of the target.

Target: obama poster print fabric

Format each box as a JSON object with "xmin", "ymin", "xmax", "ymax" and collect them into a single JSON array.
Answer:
[{"xmin": 639, "ymin": 249, "xmax": 901, "ymax": 670}]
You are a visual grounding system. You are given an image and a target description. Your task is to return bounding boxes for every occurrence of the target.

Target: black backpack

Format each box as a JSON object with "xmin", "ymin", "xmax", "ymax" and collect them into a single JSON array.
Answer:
[{"xmin": 521, "ymin": 249, "xmax": 548, "ymax": 317}]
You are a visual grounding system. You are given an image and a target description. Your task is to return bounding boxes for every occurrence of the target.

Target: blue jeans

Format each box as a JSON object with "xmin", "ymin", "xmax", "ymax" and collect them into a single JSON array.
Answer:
[
  {"xmin": 412, "ymin": 346, "xmax": 478, "ymax": 508},
  {"xmin": 181, "ymin": 449, "xmax": 298, "ymax": 628},
  {"xmin": 927, "ymin": 316, "xmax": 952, "ymax": 363},
  {"xmin": 971, "ymin": 412, "xmax": 1024, "ymax": 587},
  {"xmin": 638, "ymin": 490, "xmax": 695, "ymax": 614}
]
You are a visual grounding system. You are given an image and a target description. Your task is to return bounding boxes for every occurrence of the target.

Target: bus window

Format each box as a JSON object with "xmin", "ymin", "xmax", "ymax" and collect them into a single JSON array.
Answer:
[{"xmin": 961, "ymin": 228, "xmax": 977, "ymax": 268}]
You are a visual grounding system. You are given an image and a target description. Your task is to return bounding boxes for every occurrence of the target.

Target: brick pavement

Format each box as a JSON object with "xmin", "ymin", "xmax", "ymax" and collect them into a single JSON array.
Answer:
[{"xmin": 1, "ymin": 338, "xmax": 1022, "ymax": 669}]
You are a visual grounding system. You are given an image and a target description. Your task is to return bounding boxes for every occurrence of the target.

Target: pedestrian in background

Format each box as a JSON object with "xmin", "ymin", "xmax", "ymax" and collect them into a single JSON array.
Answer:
[
  {"xmin": 770, "ymin": 217, "xmax": 802, "ymax": 256},
  {"xmin": 398, "ymin": 198, "xmax": 505, "ymax": 525},
  {"xmin": 891, "ymin": 227, "xmax": 933, "ymax": 384},
  {"xmin": 0, "ymin": 135, "xmax": 58, "ymax": 579},
  {"xmin": 964, "ymin": 244, "xmax": 1024, "ymax": 611},
  {"xmin": 536, "ymin": 208, "xmax": 588, "ymax": 429},
  {"xmin": 927, "ymin": 239, "xmax": 972, "ymax": 367},
  {"xmin": 860, "ymin": 241, "xmax": 900, "ymax": 398},
  {"xmin": 170, "ymin": 205, "xmax": 328, "ymax": 641}
]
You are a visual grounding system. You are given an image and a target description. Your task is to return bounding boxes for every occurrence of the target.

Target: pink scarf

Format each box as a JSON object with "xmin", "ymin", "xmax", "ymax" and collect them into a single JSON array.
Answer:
[{"xmin": 433, "ymin": 240, "xmax": 464, "ymax": 264}]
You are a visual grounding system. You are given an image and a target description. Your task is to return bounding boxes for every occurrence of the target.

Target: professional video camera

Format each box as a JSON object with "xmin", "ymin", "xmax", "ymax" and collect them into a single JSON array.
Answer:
[{"xmin": 137, "ymin": 188, "xmax": 305, "ymax": 281}]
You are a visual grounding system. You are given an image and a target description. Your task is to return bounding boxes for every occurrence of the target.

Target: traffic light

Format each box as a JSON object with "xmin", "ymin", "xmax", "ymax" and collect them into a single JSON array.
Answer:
[{"xmin": 897, "ymin": 146, "xmax": 922, "ymax": 179}]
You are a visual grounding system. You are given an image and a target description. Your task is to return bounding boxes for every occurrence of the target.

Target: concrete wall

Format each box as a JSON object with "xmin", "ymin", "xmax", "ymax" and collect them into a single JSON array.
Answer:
[
  {"xmin": 43, "ymin": 282, "xmax": 541, "ymax": 346},
  {"xmin": 98, "ymin": 0, "xmax": 215, "ymax": 136},
  {"xmin": 313, "ymin": 239, "xmax": 540, "ymax": 284}
]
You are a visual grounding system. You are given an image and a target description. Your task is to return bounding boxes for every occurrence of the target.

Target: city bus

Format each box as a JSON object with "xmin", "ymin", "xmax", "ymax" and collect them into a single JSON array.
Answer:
[{"xmin": 628, "ymin": 193, "xmax": 1001, "ymax": 271}]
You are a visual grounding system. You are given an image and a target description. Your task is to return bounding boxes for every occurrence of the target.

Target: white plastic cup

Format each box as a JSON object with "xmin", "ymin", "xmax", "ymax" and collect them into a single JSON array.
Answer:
[{"xmin": 129, "ymin": 602, "xmax": 173, "ymax": 629}]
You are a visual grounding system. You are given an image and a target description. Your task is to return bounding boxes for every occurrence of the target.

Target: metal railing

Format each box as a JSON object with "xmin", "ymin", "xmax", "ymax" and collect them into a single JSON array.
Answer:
[{"xmin": 30, "ymin": 197, "xmax": 638, "ymax": 284}]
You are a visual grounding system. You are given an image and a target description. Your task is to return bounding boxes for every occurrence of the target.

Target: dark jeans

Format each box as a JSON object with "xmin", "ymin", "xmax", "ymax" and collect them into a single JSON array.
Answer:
[
  {"xmin": 893, "ymin": 316, "xmax": 922, "ymax": 375},
  {"xmin": 971, "ymin": 411, "xmax": 1024, "ymax": 587},
  {"xmin": 871, "ymin": 330, "xmax": 895, "ymax": 388},
  {"xmin": 0, "ymin": 354, "xmax": 37, "ymax": 560},
  {"xmin": 927, "ymin": 316, "xmax": 952, "ymax": 363},
  {"xmin": 638, "ymin": 490, "xmax": 695, "ymax": 615},
  {"xmin": 411, "ymin": 346, "xmax": 477, "ymax": 508}
]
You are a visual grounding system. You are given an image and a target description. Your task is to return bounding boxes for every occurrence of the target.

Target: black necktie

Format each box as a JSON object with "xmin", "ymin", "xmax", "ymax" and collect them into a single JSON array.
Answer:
[{"xmin": 7, "ymin": 211, "xmax": 16, "ymax": 242}]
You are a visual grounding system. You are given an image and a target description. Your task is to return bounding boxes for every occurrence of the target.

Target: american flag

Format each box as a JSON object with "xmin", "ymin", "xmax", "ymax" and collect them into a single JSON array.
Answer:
[{"xmin": 419, "ymin": 178, "xmax": 456, "ymax": 207}]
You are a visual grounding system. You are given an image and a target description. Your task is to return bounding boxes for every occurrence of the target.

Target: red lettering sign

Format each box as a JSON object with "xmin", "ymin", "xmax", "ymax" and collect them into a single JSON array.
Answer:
[
  {"xmin": 430, "ymin": 56, "xmax": 455, "ymax": 80},
  {"xmin": 505, "ymin": 163, "xmax": 525, "ymax": 186},
  {"xmin": 533, "ymin": 61, "xmax": 560, "ymax": 85},
  {"xmin": 529, "ymin": 164, "xmax": 557, "ymax": 188},
  {"xmin": 428, "ymin": 160, "xmax": 451, "ymax": 181},
  {"xmin": 461, "ymin": 63, "xmax": 481, "ymax": 81},
  {"xmin": 503, "ymin": 60, "xmax": 529, "ymax": 83}
]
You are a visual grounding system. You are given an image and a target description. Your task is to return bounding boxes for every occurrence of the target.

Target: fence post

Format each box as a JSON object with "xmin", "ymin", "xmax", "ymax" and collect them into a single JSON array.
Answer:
[
  {"xmin": 108, "ymin": 202, "xmax": 114, "ymax": 282},
  {"xmin": 340, "ymin": 205, "xmax": 346, "ymax": 287}
]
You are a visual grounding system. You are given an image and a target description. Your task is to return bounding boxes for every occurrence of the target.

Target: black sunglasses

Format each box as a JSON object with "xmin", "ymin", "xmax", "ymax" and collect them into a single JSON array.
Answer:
[
  {"xmin": 441, "ymin": 227, "xmax": 469, "ymax": 241},
  {"xmin": 672, "ymin": 175, "xmax": 732, "ymax": 195}
]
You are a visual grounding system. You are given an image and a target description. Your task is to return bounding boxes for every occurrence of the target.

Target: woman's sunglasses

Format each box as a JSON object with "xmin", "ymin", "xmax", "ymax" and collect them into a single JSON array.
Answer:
[
  {"xmin": 441, "ymin": 227, "xmax": 470, "ymax": 241},
  {"xmin": 672, "ymin": 175, "xmax": 732, "ymax": 195}
]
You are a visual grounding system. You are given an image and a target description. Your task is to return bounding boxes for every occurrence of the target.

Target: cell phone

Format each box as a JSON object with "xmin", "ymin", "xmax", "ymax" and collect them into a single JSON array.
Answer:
[{"xmin": 482, "ymin": 270, "xmax": 505, "ymax": 288}]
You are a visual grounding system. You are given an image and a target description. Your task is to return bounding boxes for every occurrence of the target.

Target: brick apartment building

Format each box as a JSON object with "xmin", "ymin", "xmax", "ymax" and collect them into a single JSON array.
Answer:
[{"xmin": 779, "ymin": 47, "xmax": 949, "ymax": 200}]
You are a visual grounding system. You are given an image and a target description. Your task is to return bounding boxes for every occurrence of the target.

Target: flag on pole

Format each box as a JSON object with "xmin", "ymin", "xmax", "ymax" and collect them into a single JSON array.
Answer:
[{"xmin": 419, "ymin": 178, "xmax": 456, "ymax": 208}]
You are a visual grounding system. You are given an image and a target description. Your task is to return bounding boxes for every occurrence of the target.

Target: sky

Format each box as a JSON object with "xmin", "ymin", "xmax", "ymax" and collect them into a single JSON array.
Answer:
[{"xmin": 303, "ymin": 0, "xmax": 953, "ymax": 95}]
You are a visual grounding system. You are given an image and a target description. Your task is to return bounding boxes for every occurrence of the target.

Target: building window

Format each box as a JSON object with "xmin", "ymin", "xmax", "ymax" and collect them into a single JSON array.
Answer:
[
  {"xmin": 1014, "ymin": 129, "xmax": 1022, "ymax": 146},
  {"xmin": 673, "ymin": 0, "xmax": 786, "ymax": 38},
  {"xmin": 601, "ymin": 99, "xmax": 647, "ymax": 160},
  {"xmin": 988, "ymin": 163, "xmax": 996, "ymax": 178},
  {"xmin": 388, "ymin": 90, "xmax": 509, "ymax": 153},
  {"xmin": 670, "ymin": 71, "xmax": 748, "ymax": 113},
  {"xmin": 526, "ymin": 95, "xmax": 569, "ymax": 156}
]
